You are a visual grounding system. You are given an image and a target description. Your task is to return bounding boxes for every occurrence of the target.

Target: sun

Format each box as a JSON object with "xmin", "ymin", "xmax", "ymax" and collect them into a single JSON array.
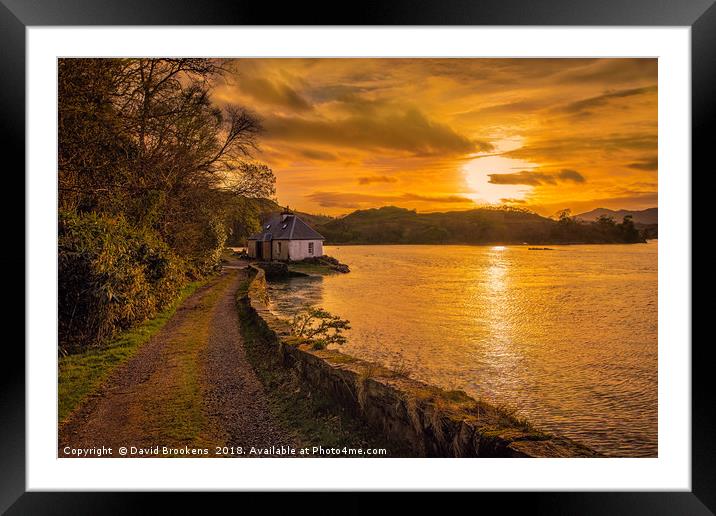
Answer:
[{"xmin": 462, "ymin": 138, "xmax": 537, "ymax": 205}]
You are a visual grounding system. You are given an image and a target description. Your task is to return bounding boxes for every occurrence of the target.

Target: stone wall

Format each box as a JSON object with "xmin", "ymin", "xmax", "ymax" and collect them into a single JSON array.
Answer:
[{"xmin": 243, "ymin": 265, "xmax": 599, "ymax": 458}]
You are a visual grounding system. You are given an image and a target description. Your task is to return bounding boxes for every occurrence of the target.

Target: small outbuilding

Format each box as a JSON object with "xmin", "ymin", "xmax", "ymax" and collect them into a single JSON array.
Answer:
[{"xmin": 246, "ymin": 210, "xmax": 325, "ymax": 261}]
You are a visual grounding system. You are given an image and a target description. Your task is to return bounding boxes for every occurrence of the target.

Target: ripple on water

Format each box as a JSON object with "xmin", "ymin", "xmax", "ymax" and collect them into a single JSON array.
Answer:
[{"xmin": 267, "ymin": 243, "xmax": 658, "ymax": 457}]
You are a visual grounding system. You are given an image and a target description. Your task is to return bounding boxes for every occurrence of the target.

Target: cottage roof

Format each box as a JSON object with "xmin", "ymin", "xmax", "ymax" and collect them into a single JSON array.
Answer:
[{"xmin": 247, "ymin": 212, "xmax": 325, "ymax": 241}]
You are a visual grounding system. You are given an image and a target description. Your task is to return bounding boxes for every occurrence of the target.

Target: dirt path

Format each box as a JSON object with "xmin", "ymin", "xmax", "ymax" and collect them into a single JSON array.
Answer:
[{"xmin": 59, "ymin": 266, "xmax": 295, "ymax": 457}]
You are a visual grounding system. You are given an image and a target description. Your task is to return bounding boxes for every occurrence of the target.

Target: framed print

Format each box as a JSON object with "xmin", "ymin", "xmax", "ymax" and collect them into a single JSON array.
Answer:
[{"xmin": 3, "ymin": 0, "xmax": 710, "ymax": 512}]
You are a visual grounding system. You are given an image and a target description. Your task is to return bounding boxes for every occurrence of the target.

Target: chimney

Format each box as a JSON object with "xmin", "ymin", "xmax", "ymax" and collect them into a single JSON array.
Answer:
[{"xmin": 281, "ymin": 205, "xmax": 293, "ymax": 222}]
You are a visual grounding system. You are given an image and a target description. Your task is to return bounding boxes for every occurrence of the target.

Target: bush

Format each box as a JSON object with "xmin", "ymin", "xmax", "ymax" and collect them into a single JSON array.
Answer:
[
  {"xmin": 290, "ymin": 306, "xmax": 351, "ymax": 350},
  {"xmin": 58, "ymin": 211, "xmax": 186, "ymax": 354}
]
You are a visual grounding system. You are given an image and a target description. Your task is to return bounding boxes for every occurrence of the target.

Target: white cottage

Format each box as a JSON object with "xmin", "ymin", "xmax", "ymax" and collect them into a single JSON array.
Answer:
[{"xmin": 246, "ymin": 210, "xmax": 325, "ymax": 261}]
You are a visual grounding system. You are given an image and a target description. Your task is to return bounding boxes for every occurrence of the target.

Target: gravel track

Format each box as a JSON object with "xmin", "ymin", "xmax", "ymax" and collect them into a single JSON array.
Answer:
[
  {"xmin": 59, "ymin": 266, "xmax": 294, "ymax": 457},
  {"xmin": 201, "ymin": 269, "xmax": 295, "ymax": 453}
]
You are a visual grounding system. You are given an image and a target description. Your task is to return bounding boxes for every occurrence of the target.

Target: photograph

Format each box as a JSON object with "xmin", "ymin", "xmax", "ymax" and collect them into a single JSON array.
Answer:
[{"xmin": 56, "ymin": 57, "xmax": 659, "ymax": 459}]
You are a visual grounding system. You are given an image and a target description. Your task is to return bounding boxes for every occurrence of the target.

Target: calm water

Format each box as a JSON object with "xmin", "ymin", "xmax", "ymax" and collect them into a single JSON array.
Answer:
[{"xmin": 266, "ymin": 243, "xmax": 658, "ymax": 457}]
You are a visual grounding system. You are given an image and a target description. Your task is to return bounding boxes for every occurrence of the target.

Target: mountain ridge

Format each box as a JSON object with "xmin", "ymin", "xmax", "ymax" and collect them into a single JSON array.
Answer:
[{"xmin": 574, "ymin": 207, "xmax": 657, "ymax": 225}]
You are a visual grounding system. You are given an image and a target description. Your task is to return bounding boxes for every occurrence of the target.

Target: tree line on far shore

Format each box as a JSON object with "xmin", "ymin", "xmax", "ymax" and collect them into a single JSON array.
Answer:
[
  {"xmin": 313, "ymin": 205, "xmax": 649, "ymax": 245},
  {"xmin": 58, "ymin": 58, "xmax": 275, "ymax": 354}
]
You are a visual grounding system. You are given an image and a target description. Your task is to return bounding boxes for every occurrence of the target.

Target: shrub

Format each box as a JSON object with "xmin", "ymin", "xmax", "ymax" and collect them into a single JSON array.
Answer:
[
  {"xmin": 290, "ymin": 306, "xmax": 351, "ymax": 350},
  {"xmin": 58, "ymin": 211, "xmax": 186, "ymax": 354}
]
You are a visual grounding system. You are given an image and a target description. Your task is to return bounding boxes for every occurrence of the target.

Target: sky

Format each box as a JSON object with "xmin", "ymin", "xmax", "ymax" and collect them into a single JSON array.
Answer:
[{"xmin": 213, "ymin": 58, "xmax": 657, "ymax": 217}]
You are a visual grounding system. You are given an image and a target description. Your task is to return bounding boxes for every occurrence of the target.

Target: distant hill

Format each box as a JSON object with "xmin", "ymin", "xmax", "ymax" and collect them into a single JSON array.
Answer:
[
  {"xmin": 575, "ymin": 207, "xmax": 657, "ymax": 225},
  {"xmin": 312, "ymin": 205, "xmax": 646, "ymax": 245},
  {"xmin": 229, "ymin": 202, "xmax": 652, "ymax": 246}
]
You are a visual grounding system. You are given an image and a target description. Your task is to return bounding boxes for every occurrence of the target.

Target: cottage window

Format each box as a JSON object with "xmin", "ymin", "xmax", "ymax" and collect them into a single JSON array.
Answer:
[{"xmin": 308, "ymin": 242, "xmax": 314, "ymax": 255}]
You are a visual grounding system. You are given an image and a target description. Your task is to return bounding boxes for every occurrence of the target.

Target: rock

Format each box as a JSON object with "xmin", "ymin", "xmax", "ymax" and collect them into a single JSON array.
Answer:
[
  {"xmin": 257, "ymin": 261, "xmax": 309, "ymax": 280},
  {"xmin": 292, "ymin": 255, "xmax": 350, "ymax": 273},
  {"xmin": 257, "ymin": 261, "xmax": 290, "ymax": 280}
]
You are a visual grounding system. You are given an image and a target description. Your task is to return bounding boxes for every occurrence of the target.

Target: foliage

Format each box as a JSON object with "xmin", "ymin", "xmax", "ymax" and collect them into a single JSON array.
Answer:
[
  {"xmin": 290, "ymin": 307, "xmax": 351, "ymax": 350},
  {"xmin": 58, "ymin": 58, "xmax": 277, "ymax": 352},
  {"xmin": 58, "ymin": 211, "xmax": 186, "ymax": 354},
  {"xmin": 549, "ymin": 211, "xmax": 645, "ymax": 243},
  {"xmin": 58, "ymin": 58, "xmax": 275, "ymax": 266}
]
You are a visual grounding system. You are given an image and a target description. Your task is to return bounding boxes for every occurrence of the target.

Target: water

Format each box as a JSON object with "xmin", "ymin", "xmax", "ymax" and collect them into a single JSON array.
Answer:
[{"xmin": 266, "ymin": 242, "xmax": 658, "ymax": 457}]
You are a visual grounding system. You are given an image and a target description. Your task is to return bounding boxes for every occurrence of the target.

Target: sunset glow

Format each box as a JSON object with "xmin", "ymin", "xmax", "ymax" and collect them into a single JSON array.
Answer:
[
  {"xmin": 57, "ymin": 57, "xmax": 661, "ymax": 460},
  {"xmin": 213, "ymin": 58, "xmax": 657, "ymax": 216}
]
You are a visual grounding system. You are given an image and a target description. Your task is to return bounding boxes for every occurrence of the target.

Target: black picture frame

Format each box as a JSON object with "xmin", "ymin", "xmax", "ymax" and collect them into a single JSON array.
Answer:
[{"xmin": 3, "ymin": 0, "xmax": 709, "ymax": 513}]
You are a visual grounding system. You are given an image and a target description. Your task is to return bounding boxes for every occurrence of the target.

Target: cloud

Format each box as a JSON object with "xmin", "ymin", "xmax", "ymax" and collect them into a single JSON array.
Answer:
[
  {"xmin": 358, "ymin": 175, "xmax": 397, "ymax": 185},
  {"xmin": 307, "ymin": 84, "xmax": 387, "ymax": 113},
  {"xmin": 502, "ymin": 133, "xmax": 658, "ymax": 162},
  {"xmin": 403, "ymin": 193, "xmax": 474, "ymax": 203},
  {"xmin": 457, "ymin": 99, "xmax": 550, "ymax": 120},
  {"xmin": 489, "ymin": 171, "xmax": 556, "ymax": 186},
  {"xmin": 239, "ymin": 77, "xmax": 312, "ymax": 111},
  {"xmin": 489, "ymin": 169, "xmax": 585, "ymax": 186},
  {"xmin": 560, "ymin": 85, "xmax": 657, "ymax": 114},
  {"xmin": 216, "ymin": 58, "xmax": 658, "ymax": 215},
  {"xmin": 299, "ymin": 148, "xmax": 337, "ymax": 161},
  {"xmin": 500, "ymin": 198, "xmax": 527, "ymax": 204},
  {"xmin": 558, "ymin": 59, "xmax": 658, "ymax": 85},
  {"xmin": 264, "ymin": 108, "xmax": 491, "ymax": 156},
  {"xmin": 557, "ymin": 169, "xmax": 586, "ymax": 183},
  {"xmin": 627, "ymin": 158, "xmax": 658, "ymax": 170},
  {"xmin": 306, "ymin": 191, "xmax": 474, "ymax": 209}
]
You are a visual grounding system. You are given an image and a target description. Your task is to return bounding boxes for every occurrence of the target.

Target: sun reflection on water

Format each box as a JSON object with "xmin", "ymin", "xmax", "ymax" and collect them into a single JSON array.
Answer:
[
  {"xmin": 482, "ymin": 245, "xmax": 521, "ymax": 391},
  {"xmin": 266, "ymin": 243, "xmax": 659, "ymax": 456}
]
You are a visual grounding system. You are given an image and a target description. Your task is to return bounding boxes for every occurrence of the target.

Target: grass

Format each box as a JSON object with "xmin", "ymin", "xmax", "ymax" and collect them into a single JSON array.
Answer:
[
  {"xmin": 58, "ymin": 280, "xmax": 204, "ymax": 424},
  {"xmin": 492, "ymin": 402, "xmax": 542, "ymax": 434},
  {"xmin": 136, "ymin": 277, "xmax": 228, "ymax": 449},
  {"xmin": 235, "ymin": 279, "xmax": 417, "ymax": 457}
]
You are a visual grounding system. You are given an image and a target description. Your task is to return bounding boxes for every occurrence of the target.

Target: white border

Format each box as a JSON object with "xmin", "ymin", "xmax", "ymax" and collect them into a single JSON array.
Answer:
[{"xmin": 27, "ymin": 27, "xmax": 691, "ymax": 491}]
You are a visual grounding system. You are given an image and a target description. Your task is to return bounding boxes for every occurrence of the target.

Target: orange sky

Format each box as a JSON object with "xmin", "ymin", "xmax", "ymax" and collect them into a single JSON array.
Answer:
[{"xmin": 213, "ymin": 58, "xmax": 657, "ymax": 217}]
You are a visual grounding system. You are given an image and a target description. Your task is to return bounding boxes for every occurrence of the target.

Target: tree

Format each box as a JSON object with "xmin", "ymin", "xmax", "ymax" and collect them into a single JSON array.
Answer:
[
  {"xmin": 291, "ymin": 307, "xmax": 351, "ymax": 350},
  {"xmin": 549, "ymin": 208, "xmax": 578, "ymax": 242},
  {"xmin": 596, "ymin": 214, "xmax": 616, "ymax": 227},
  {"xmin": 618, "ymin": 215, "xmax": 642, "ymax": 243},
  {"xmin": 58, "ymin": 58, "xmax": 277, "ymax": 351},
  {"xmin": 556, "ymin": 208, "xmax": 573, "ymax": 222},
  {"xmin": 58, "ymin": 58, "xmax": 276, "ymax": 270}
]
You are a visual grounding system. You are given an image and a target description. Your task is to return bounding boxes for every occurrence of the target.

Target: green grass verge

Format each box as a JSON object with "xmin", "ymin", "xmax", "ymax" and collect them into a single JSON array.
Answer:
[
  {"xmin": 58, "ymin": 280, "xmax": 204, "ymax": 424},
  {"xmin": 147, "ymin": 278, "xmax": 226, "ymax": 447}
]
